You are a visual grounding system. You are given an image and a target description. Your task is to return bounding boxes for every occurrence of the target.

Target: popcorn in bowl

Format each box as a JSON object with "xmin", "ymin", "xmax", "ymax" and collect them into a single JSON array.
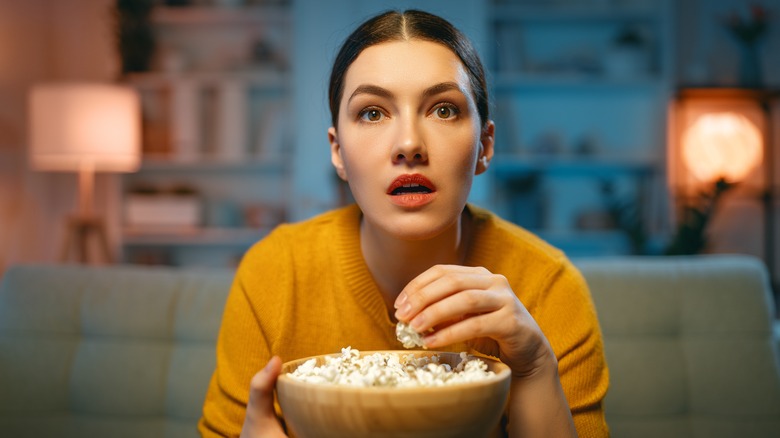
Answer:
[
  {"xmin": 277, "ymin": 349, "xmax": 512, "ymax": 438},
  {"xmin": 287, "ymin": 347, "xmax": 496, "ymax": 388}
]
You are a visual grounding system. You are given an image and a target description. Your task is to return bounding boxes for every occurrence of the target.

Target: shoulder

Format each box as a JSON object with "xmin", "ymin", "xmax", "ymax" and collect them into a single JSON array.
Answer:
[
  {"xmin": 243, "ymin": 204, "xmax": 359, "ymax": 259},
  {"xmin": 467, "ymin": 204, "xmax": 588, "ymax": 308},
  {"xmin": 467, "ymin": 204, "xmax": 571, "ymax": 277}
]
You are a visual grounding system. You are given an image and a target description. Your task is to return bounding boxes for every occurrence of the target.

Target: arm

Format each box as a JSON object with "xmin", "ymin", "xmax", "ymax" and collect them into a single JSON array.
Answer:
[
  {"xmin": 199, "ymin": 232, "xmax": 293, "ymax": 438},
  {"xmin": 394, "ymin": 264, "xmax": 581, "ymax": 438},
  {"xmin": 240, "ymin": 357, "xmax": 287, "ymax": 438}
]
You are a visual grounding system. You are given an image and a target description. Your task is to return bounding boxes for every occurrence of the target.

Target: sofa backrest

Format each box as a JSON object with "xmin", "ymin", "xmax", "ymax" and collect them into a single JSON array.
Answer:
[
  {"xmin": 2, "ymin": 256, "xmax": 779, "ymax": 437},
  {"xmin": 576, "ymin": 255, "xmax": 780, "ymax": 438},
  {"xmin": 0, "ymin": 264, "xmax": 232, "ymax": 438}
]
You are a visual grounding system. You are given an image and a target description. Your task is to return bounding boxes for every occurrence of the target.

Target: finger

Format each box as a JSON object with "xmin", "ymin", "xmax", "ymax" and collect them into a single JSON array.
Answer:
[
  {"xmin": 395, "ymin": 266, "xmax": 492, "ymax": 320},
  {"xmin": 408, "ymin": 287, "xmax": 503, "ymax": 333},
  {"xmin": 243, "ymin": 356, "xmax": 285, "ymax": 436},
  {"xmin": 423, "ymin": 310, "xmax": 515, "ymax": 350},
  {"xmin": 395, "ymin": 265, "xmax": 480, "ymax": 308}
]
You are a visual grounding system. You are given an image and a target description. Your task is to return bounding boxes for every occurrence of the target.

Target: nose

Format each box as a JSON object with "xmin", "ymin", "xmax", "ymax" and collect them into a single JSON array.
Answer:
[{"xmin": 391, "ymin": 117, "xmax": 428, "ymax": 165}]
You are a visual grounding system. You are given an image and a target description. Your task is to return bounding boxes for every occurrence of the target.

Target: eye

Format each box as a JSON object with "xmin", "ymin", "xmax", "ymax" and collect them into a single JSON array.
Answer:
[
  {"xmin": 432, "ymin": 104, "xmax": 459, "ymax": 120},
  {"xmin": 359, "ymin": 107, "xmax": 385, "ymax": 122}
]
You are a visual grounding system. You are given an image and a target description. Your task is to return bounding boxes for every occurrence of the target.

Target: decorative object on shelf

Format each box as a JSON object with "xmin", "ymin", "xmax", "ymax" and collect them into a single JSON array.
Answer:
[
  {"xmin": 504, "ymin": 173, "xmax": 544, "ymax": 230},
  {"xmin": 531, "ymin": 130, "xmax": 565, "ymax": 156},
  {"xmin": 669, "ymin": 88, "xmax": 771, "ymax": 257},
  {"xmin": 115, "ymin": 0, "xmax": 156, "ymax": 74},
  {"xmin": 603, "ymin": 25, "xmax": 650, "ymax": 79},
  {"xmin": 29, "ymin": 83, "xmax": 141, "ymax": 263},
  {"xmin": 721, "ymin": 3, "xmax": 769, "ymax": 87},
  {"xmin": 598, "ymin": 180, "xmax": 648, "ymax": 255},
  {"xmin": 215, "ymin": 79, "xmax": 249, "ymax": 160},
  {"xmin": 170, "ymin": 79, "xmax": 202, "ymax": 161},
  {"xmin": 125, "ymin": 183, "xmax": 202, "ymax": 230},
  {"xmin": 665, "ymin": 178, "xmax": 732, "ymax": 255}
]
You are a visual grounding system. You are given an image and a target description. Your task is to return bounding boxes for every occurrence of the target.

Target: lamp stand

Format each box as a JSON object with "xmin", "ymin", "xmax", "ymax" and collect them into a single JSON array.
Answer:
[{"xmin": 60, "ymin": 165, "xmax": 113, "ymax": 264}]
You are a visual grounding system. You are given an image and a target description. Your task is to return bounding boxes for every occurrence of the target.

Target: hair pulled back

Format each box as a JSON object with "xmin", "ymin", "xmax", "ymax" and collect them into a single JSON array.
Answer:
[{"xmin": 328, "ymin": 9, "xmax": 489, "ymax": 129}]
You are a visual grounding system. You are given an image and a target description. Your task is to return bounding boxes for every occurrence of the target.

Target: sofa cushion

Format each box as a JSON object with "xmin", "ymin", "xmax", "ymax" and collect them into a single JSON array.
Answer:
[
  {"xmin": 0, "ymin": 264, "xmax": 233, "ymax": 438},
  {"xmin": 576, "ymin": 255, "xmax": 780, "ymax": 438}
]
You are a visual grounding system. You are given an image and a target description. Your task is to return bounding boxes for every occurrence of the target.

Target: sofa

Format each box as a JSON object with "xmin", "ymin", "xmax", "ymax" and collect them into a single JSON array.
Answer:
[{"xmin": 1, "ymin": 255, "xmax": 779, "ymax": 437}]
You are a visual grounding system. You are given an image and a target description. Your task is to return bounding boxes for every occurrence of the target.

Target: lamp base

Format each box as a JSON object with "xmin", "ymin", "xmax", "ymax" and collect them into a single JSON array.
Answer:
[{"xmin": 61, "ymin": 215, "xmax": 112, "ymax": 264}]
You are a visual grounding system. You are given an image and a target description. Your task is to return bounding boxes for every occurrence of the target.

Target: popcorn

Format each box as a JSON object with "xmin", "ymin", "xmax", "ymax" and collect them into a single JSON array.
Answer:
[
  {"xmin": 287, "ymin": 347, "xmax": 496, "ymax": 387},
  {"xmin": 396, "ymin": 322, "xmax": 425, "ymax": 348}
]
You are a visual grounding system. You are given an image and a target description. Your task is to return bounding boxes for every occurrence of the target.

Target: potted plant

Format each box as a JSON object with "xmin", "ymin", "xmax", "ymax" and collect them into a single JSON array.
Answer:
[{"xmin": 603, "ymin": 26, "xmax": 650, "ymax": 79}]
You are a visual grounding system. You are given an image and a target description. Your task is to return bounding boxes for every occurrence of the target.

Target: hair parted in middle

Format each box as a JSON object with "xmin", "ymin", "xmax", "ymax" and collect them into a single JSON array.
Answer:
[{"xmin": 327, "ymin": 9, "xmax": 490, "ymax": 130}]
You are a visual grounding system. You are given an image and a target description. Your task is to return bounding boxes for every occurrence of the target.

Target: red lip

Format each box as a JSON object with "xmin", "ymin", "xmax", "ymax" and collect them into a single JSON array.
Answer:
[
  {"xmin": 386, "ymin": 174, "xmax": 437, "ymax": 208},
  {"xmin": 386, "ymin": 174, "xmax": 437, "ymax": 195}
]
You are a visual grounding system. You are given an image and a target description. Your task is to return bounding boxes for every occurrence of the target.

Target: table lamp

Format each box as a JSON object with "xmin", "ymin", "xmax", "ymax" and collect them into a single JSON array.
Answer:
[
  {"xmin": 667, "ymin": 87, "xmax": 771, "ymax": 257},
  {"xmin": 682, "ymin": 111, "xmax": 763, "ymax": 184},
  {"xmin": 29, "ymin": 83, "xmax": 141, "ymax": 263}
]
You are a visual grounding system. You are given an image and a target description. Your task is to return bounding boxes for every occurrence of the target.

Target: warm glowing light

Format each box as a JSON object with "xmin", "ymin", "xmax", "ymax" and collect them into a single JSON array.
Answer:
[
  {"xmin": 29, "ymin": 83, "xmax": 141, "ymax": 172},
  {"xmin": 682, "ymin": 112, "xmax": 763, "ymax": 183}
]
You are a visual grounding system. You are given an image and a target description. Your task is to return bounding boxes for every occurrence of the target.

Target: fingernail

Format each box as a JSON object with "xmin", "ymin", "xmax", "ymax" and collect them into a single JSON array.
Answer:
[
  {"xmin": 410, "ymin": 314, "xmax": 424, "ymax": 330},
  {"xmin": 395, "ymin": 303, "xmax": 411, "ymax": 320},
  {"xmin": 394, "ymin": 293, "xmax": 407, "ymax": 309}
]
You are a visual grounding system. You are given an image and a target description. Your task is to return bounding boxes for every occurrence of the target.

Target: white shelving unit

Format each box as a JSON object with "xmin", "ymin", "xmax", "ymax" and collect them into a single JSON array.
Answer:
[
  {"xmin": 487, "ymin": 0, "xmax": 673, "ymax": 256},
  {"xmin": 120, "ymin": 2, "xmax": 292, "ymax": 267}
]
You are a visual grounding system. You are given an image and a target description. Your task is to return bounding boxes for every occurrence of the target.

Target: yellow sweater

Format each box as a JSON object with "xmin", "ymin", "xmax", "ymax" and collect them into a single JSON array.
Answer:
[{"xmin": 199, "ymin": 204, "xmax": 609, "ymax": 437}]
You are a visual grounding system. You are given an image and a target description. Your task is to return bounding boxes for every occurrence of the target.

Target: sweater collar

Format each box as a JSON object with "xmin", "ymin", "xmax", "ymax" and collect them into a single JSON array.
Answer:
[{"xmin": 333, "ymin": 203, "xmax": 498, "ymax": 328}]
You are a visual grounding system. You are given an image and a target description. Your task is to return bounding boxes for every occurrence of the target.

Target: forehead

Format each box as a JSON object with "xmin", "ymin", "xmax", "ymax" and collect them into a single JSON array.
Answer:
[{"xmin": 343, "ymin": 40, "xmax": 471, "ymax": 98}]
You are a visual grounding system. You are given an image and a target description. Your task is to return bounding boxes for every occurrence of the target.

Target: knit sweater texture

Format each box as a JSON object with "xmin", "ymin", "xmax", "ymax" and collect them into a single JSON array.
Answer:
[{"xmin": 199, "ymin": 204, "xmax": 609, "ymax": 437}]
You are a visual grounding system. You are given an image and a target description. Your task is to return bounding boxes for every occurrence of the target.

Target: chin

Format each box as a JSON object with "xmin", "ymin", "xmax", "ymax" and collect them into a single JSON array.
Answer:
[{"xmin": 384, "ymin": 207, "xmax": 463, "ymax": 241}]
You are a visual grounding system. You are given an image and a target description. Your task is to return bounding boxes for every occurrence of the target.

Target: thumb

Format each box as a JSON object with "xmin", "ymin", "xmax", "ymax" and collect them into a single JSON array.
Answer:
[{"xmin": 242, "ymin": 356, "xmax": 286, "ymax": 438}]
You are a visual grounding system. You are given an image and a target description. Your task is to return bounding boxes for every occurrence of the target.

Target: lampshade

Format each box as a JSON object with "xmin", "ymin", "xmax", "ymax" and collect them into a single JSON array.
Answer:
[
  {"xmin": 29, "ymin": 83, "xmax": 141, "ymax": 172},
  {"xmin": 682, "ymin": 112, "xmax": 763, "ymax": 183}
]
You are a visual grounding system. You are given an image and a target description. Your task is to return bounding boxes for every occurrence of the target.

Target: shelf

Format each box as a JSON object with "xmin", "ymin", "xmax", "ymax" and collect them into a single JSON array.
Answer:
[
  {"xmin": 124, "ymin": 70, "xmax": 289, "ymax": 89},
  {"xmin": 492, "ymin": 155, "xmax": 658, "ymax": 178},
  {"xmin": 490, "ymin": 3, "xmax": 660, "ymax": 23},
  {"xmin": 493, "ymin": 72, "xmax": 665, "ymax": 91},
  {"xmin": 151, "ymin": 4, "xmax": 290, "ymax": 26},
  {"xmin": 533, "ymin": 229, "xmax": 633, "ymax": 256},
  {"xmin": 122, "ymin": 226, "xmax": 270, "ymax": 247},
  {"xmin": 137, "ymin": 156, "xmax": 287, "ymax": 172}
]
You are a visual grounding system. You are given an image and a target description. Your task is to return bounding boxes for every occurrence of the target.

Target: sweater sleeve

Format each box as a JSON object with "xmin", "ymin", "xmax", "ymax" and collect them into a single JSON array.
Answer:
[
  {"xmin": 198, "ymin": 229, "xmax": 291, "ymax": 437},
  {"xmin": 536, "ymin": 260, "xmax": 610, "ymax": 438}
]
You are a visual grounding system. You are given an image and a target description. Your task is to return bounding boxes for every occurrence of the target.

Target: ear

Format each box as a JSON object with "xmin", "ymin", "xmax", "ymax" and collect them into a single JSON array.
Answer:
[
  {"xmin": 475, "ymin": 120, "xmax": 495, "ymax": 175},
  {"xmin": 329, "ymin": 127, "xmax": 348, "ymax": 181}
]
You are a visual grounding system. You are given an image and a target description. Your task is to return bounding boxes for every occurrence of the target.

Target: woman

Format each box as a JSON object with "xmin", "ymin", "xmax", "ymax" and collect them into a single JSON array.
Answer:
[{"xmin": 199, "ymin": 9, "xmax": 608, "ymax": 438}]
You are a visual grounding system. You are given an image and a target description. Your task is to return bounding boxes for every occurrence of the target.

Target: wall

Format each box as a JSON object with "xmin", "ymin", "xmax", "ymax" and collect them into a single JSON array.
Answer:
[{"xmin": 0, "ymin": 0, "xmax": 117, "ymax": 274}]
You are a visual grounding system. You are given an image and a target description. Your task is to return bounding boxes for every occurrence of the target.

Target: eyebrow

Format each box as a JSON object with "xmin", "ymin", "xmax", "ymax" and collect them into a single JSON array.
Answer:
[{"xmin": 347, "ymin": 81, "xmax": 466, "ymax": 105}]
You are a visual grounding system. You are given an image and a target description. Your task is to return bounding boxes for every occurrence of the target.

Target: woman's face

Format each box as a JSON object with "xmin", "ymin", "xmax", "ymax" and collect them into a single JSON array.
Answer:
[{"xmin": 329, "ymin": 40, "xmax": 494, "ymax": 240}]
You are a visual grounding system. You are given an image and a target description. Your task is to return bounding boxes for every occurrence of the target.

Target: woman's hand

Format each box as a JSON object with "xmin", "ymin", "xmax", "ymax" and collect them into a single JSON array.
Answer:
[
  {"xmin": 393, "ymin": 264, "xmax": 555, "ymax": 378},
  {"xmin": 240, "ymin": 357, "xmax": 288, "ymax": 438},
  {"xmin": 395, "ymin": 265, "xmax": 577, "ymax": 437}
]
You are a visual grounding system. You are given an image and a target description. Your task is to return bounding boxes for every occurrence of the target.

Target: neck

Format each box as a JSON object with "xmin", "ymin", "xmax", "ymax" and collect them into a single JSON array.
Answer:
[{"xmin": 361, "ymin": 208, "xmax": 472, "ymax": 315}]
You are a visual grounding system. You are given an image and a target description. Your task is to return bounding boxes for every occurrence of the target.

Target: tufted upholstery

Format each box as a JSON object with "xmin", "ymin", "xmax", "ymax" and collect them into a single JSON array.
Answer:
[
  {"xmin": 0, "ymin": 265, "xmax": 232, "ymax": 438},
  {"xmin": 576, "ymin": 255, "xmax": 780, "ymax": 437},
  {"xmin": 1, "ymin": 255, "xmax": 779, "ymax": 437}
]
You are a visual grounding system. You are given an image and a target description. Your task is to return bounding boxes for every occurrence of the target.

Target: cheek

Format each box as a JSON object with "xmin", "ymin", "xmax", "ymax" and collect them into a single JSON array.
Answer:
[
  {"xmin": 435, "ymin": 127, "xmax": 481, "ymax": 174},
  {"xmin": 337, "ymin": 130, "xmax": 385, "ymax": 179}
]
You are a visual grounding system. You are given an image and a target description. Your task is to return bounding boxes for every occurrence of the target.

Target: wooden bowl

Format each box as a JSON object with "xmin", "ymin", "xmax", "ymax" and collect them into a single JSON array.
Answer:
[{"xmin": 276, "ymin": 350, "xmax": 511, "ymax": 438}]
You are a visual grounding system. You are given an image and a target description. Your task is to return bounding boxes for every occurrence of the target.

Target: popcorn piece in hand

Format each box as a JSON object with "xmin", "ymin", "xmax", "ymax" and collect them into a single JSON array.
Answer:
[{"xmin": 396, "ymin": 321, "xmax": 426, "ymax": 349}]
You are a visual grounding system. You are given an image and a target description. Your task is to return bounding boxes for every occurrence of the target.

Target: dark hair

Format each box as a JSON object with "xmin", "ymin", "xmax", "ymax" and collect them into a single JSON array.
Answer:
[{"xmin": 328, "ymin": 9, "xmax": 489, "ymax": 129}]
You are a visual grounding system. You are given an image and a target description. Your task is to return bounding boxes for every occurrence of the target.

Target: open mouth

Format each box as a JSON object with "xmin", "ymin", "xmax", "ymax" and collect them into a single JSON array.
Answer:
[
  {"xmin": 387, "ymin": 174, "xmax": 436, "ymax": 196},
  {"xmin": 390, "ymin": 183, "xmax": 433, "ymax": 195}
]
